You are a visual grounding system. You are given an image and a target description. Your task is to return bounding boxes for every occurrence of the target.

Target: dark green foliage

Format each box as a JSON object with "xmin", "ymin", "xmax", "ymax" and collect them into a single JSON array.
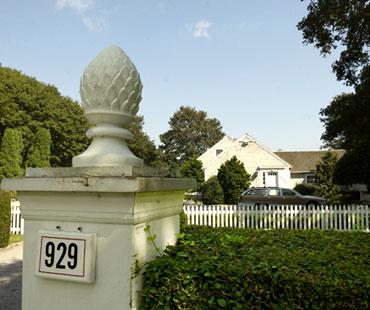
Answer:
[
  {"xmin": 315, "ymin": 151, "xmax": 342, "ymax": 204},
  {"xmin": 180, "ymin": 157, "xmax": 205, "ymax": 190},
  {"xmin": 201, "ymin": 176, "xmax": 224, "ymax": 204},
  {"xmin": 141, "ymin": 227, "xmax": 370, "ymax": 310},
  {"xmin": 321, "ymin": 69, "xmax": 370, "ymax": 191},
  {"xmin": 160, "ymin": 106, "xmax": 224, "ymax": 166},
  {"xmin": 294, "ymin": 183, "xmax": 318, "ymax": 196},
  {"xmin": 0, "ymin": 191, "xmax": 11, "ymax": 248},
  {"xmin": 0, "ymin": 128, "xmax": 23, "ymax": 178},
  {"xmin": 127, "ymin": 115, "xmax": 163, "ymax": 167},
  {"xmin": 217, "ymin": 156, "xmax": 250, "ymax": 204},
  {"xmin": 0, "ymin": 67, "xmax": 89, "ymax": 167},
  {"xmin": 25, "ymin": 128, "xmax": 51, "ymax": 168},
  {"xmin": 299, "ymin": 2, "xmax": 370, "ymax": 191},
  {"xmin": 297, "ymin": 0, "xmax": 370, "ymax": 85}
]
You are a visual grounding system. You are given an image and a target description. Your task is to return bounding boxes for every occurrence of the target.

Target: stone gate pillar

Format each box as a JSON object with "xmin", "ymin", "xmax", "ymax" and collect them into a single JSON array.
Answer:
[{"xmin": 1, "ymin": 45, "xmax": 194, "ymax": 310}]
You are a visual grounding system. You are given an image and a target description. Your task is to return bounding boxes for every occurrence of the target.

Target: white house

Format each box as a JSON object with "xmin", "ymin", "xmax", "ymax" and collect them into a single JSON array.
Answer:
[
  {"xmin": 275, "ymin": 150, "xmax": 345, "ymax": 188},
  {"xmin": 198, "ymin": 133, "xmax": 292, "ymax": 188}
]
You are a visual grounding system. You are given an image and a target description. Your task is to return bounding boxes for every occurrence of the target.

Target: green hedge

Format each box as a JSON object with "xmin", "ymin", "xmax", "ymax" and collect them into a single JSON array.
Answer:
[
  {"xmin": 0, "ymin": 190, "xmax": 11, "ymax": 248},
  {"xmin": 141, "ymin": 227, "xmax": 369, "ymax": 309}
]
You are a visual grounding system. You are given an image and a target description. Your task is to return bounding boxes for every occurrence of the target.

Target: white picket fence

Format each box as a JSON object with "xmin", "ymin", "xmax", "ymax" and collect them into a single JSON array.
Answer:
[
  {"xmin": 183, "ymin": 204, "xmax": 370, "ymax": 232},
  {"xmin": 10, "ymin": 200, "xmax": 24, "ymax": 235}
]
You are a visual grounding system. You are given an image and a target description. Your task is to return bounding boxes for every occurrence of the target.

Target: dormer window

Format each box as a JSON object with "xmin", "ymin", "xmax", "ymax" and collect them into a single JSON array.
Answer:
[{"xmin": 216, "ymin": 149, "xmax": 223, "ymax": 156}]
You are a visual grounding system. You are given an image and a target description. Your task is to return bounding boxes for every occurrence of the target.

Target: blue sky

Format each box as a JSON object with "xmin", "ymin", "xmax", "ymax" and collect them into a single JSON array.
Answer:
[{"xmin": 0, "ymin": 0, "xmax": 351, "ymax": 151}]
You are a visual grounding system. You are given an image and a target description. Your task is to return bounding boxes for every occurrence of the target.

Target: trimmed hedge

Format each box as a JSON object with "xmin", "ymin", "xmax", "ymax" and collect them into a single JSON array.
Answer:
[
  {"xmin": 141, "ymin": 227, "xmax": 370, "ymax": 309},
  {"xmin": 0, "ymin": 190, "xmax": 11, "ymax": 248}
]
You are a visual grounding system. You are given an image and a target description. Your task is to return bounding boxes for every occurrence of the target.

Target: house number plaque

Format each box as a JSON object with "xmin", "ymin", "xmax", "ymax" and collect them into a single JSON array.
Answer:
[{"xmin": 35, "ymin": 230, "xmax": 96, "ymax": 283}]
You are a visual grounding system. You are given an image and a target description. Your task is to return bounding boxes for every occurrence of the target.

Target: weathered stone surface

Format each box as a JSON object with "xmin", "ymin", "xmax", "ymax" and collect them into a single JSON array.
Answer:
[{"xmin": 73, "ymin": 45, "xmax": 144, "ymax": 168}]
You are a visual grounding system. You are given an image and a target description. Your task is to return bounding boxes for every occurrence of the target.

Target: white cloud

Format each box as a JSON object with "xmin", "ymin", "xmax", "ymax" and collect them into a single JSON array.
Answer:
[
  {"xmin": 193, "ymin": 20, "xmax": 212, "ymax": 38},
  {"xmin": 56, "ymin": 0, "xmax": 93, "ymax": 12},
  {"xmin": 56, "ymin": 0, "xmax": 107, "ymax": 32}
]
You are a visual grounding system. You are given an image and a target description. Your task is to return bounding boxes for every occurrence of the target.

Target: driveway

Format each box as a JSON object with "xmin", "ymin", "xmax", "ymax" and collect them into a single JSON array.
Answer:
[{"xmin": 0, "ymin": 242, "xmax": 22, "ymax": 310}]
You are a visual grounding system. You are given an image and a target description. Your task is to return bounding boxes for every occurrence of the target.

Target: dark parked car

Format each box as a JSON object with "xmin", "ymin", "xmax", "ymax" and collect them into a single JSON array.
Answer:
[{"xmin": 240, "ymin": 187, "xmax": 326, "ymax": 206}]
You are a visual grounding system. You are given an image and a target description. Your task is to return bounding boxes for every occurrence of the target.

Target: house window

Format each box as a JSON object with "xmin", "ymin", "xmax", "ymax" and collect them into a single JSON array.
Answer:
[
  {"xmin": 306, "ymin": 174, "xmax": 316, "ymax": 184},
  {"xmin": 216, "ymin": 149, "xmax": 223, "ymax": 156}
]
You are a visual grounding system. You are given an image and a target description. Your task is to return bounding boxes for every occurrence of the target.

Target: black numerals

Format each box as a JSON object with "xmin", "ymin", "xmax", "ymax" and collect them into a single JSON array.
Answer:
[
  {"xmin": 44, "ymin": 242, "xmax": 78, "ymax": 270},
  {"xmin": 56, "ymin": 243, "xmax": 67, "ymax": 269},
  {"xmin": 67, "ymin": 243, "xmax": 78, "ymax": 269},
  {"xmin": 45, "ymin": 242, "xmax": 55, "ymax": 267}
]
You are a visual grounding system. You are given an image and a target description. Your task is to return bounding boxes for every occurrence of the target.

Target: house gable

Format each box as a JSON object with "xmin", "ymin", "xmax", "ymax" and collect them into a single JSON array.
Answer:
[{"xmin": 198, "ymin": 133, "xmax": 292, "ymax": 188}]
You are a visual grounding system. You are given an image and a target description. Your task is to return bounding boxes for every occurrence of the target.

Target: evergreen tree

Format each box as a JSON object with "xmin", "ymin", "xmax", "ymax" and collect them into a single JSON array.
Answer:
[
  {"xmin": 0, "ymin": 128, "xmax": 23, "ymax": 178},
  {"xmin": 217, "ymin": 156, "xmax": 250, "ymax": 204},
  {"xmin": 315, "ymin": 151, "xmax": 342, "ymax": 204},
  {"xmin": 201, "ymin": 176, "xmax": 224, "ymax": 205},
  {"xmin": 25, "ymin": 128, "xmax": 51, "ymax": 168},
  {"xmin": 180, "ymin": 157, "xmax": 205, "ymax": 190}
]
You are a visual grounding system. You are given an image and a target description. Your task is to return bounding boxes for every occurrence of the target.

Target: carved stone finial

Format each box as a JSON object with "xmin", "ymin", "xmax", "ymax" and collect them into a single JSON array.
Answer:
[{"xmin": 72, "ymin": 45, "xmax": 144, "ymax": 168}]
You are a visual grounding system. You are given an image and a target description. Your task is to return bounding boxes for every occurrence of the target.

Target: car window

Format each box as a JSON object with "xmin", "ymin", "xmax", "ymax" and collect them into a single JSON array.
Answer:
[
  {"xmin": 245, "ymin": 188, "xmax": 268, "ymax": 196},
  {"xmin": 282, "ymin": 189, "xmax": 298, "ymax": 197},
  {"xmin": 268, "ymin": 189, "xmax": 279, "ymax": 196}
]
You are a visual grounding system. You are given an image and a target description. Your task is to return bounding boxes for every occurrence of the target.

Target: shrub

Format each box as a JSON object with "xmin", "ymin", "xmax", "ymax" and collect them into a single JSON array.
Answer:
[
  {"xmin": 217, "ymin": 156, "xmax": 250, "ymax": 204},
  {"xmin": 0, "ymin": 191, "xmax": 11, "ymax": 248},
  {"xmin": 201, "ymin": 176, "xmax": 224, "ymax": 204},
  {"xmin": 141, "ymin": 227, "xmax": 370, "ymax": 309},
  {"xmin": 0, "ymin": 128, "xmax": 23, "ymax": 179},
  {"xmin": 316, "ymin": 151, "xmax": 342, "ymax": 204},
  {"xmin": 25, "ymin": 127, "xmax": 51, "ymax": 168},
  {"xmin": 294, "ymin": 183, "xmax": 318, "ymax": 196}
]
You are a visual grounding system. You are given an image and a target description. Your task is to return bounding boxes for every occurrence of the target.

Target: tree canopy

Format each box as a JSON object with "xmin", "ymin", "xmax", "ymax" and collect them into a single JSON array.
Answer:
[
  {"xmin": 320, "ymin": 68, "xmax": 370, "ymax": 189},
  {"xmin": 297, "ymin": 0, "xmax": 370, "ymax": 85},
  {"xmin": 299, "ymin": 1, "xmax": 370, "ymax": 192},
  {"xmin": 0, "ymin": 67, "xmax": 89, "ymax": 167},
  {"xmin": 160, "ymin": 106, "xmax": 224, "ymax": 166}
]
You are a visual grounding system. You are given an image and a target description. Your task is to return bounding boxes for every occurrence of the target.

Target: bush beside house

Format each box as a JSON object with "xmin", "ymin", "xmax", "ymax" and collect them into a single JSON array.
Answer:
[
  {"xmin": 217, "ymin": 156, "xmax": 250, "ymax": 204},
  {"xmin": 201, "ymin": 176, "xmax": 224, "ymax": 204},
  {"xmin": 141, "ymin": 227, "xmax": 370, "ymax": 309}
]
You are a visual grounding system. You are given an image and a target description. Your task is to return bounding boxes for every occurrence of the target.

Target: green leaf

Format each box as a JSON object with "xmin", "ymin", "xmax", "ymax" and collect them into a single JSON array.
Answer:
[{"xmin": 217, "ymin": 298, "xmax": 227, "ymax": 307}]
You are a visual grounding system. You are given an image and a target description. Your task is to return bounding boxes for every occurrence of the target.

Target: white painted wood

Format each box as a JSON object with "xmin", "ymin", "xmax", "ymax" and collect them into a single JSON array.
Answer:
[{"xmin": 183, "ymin": 204, "xmax": 369, "ymax": 232}]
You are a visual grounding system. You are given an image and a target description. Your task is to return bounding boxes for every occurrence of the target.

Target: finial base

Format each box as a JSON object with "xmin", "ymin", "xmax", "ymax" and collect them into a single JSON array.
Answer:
[{"xmin": 72, "ymin": 136, "xmax": 143, "ymax": 168}]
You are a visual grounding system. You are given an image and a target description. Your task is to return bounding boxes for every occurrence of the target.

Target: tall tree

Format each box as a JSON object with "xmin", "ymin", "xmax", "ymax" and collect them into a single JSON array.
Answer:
[
  {"xmin": 299, "ymin": 1, "xmax": 370, "ymax": 191},
  {"xmin": 128, "ymin": 115, "xmax": 162, "ymax": 167},
  {"xmin": 297, "ymin": 0, "xmax": 370, "ymax": 85},
  {"xmin": 0, "ymin": 128, "xmax": 23, "ymax": 178},
  {"xmin": 25, "ymin": 128, "xmax": 51, "ymax": 168},
  {"xmin": 160, "ymin": 106, "xmax": 224, "ymax": 166},
  {"xmin": 320, "ymin": 68, "xmax": 370, "ymax": 190},
  {"xmin": 0, "ymin": 67, "xmax": 89, "ymax": 167},
  {"xmin": 180, "ymin": 157, "xmax": 205, "ymax": 190},
  {"xmin": 217, "ymin": 156, "xmax": 250, "ymax": 204},
  {"xmin": 315, "ymin": 151, "xmax": 342, "ymax": 204}
]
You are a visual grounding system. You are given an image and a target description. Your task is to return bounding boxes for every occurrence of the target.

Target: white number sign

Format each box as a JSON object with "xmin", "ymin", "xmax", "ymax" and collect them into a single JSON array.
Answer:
[{"xmin": 35, "ymin": 230, "xmax": 96, "ymax": 283}]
